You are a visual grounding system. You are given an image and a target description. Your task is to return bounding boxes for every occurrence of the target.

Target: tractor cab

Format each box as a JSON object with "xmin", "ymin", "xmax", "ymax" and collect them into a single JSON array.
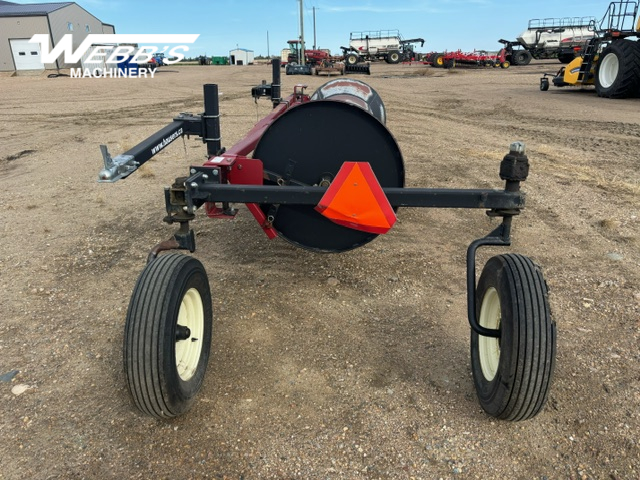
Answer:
[{"xmin": 287, "ymin": 40, "xmax": 303, "ymax": 64}]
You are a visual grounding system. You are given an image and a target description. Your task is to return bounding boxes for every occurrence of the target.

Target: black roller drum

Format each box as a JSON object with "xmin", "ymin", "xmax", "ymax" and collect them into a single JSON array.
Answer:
[{"xmin": 253, "ymin": 100, "xmax": 404, "ymax": 252}]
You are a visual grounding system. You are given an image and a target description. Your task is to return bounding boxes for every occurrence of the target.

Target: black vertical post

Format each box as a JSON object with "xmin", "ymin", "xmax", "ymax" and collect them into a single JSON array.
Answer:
[
  {"xmin": 271, "ymin": 59, "xmax": 281, "ymax": 108},
  {"xmin": 203, "ymin": 84, "xmax": 221, "ymax": 156}
]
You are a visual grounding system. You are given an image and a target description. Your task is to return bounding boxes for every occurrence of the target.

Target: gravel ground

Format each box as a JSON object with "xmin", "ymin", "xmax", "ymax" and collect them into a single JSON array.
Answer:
[{"xmin": 0, "ymin": 61, "xmax": 638, "ymax": 479}]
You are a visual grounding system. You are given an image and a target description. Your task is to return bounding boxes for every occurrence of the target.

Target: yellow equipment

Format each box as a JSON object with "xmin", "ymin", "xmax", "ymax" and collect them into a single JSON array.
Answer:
[{"xmin": 540, "ymin": 0, "xmax": 640, "ymax": 98}]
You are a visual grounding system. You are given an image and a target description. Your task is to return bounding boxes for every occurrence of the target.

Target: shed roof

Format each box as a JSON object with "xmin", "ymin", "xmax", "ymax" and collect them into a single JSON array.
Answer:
[
  {"xmin": 0, "ymin": 1, "xmax": 72, "ymax": 17},
  {"xmin": 230, "ymin": 48, "xmax": 253, "ymax": 53}
]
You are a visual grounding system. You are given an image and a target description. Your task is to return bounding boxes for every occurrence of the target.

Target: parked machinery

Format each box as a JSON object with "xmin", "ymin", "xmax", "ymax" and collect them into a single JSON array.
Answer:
[
  {"xmin": 429, "ymin": 49, "xmax": 511, "ymax": 69},
  {"xmin": 500, "ymin": 16, "xmax": 597, "ymax": 65},
  {"xmin": 341, "ymin": 30, "xmax": 424, "ymax": 65},
  {"xmin": 98, "ymin": 60, "xmax": 556, "ymax": 421},
  {"xmin": 540, "ymin": 0, "xmax": 640, "ymax": 98},
  {"xmin": 283, "ymin": 40, "xmax": 350, "ymax": 76}
]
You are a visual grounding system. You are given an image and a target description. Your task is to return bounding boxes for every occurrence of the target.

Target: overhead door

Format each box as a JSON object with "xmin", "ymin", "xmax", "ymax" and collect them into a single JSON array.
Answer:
[{"xmin": 10, "ymin": 39, "xmax": 44, "ymax": 70}]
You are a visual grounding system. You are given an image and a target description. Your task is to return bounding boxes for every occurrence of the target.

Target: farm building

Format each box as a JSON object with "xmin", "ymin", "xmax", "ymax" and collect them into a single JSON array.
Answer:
[
  {"xmin": 229, "ymin": 48, "xmax": 254, "ymax": 66},
  {"xmin": 0, "ymin": 1, "xmax": 115, "ymax": 72}
]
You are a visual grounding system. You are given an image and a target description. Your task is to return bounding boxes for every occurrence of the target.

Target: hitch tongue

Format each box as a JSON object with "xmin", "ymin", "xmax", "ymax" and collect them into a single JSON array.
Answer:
[{"xmin": 97, "ymin": 145, "xmax": 138, "ymax": 183}]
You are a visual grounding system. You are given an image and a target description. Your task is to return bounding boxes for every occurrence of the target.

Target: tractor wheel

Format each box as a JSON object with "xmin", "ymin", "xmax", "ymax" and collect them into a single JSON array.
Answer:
[
  {"xmin": 124, "ymin": 253, "xmax": 212, "ymax": 418},
  {"xmin": 432, "ymin": 53, "xmax": 444, "ymax": 68},
  {"xmin": 387, "ymin": 51, "xmax": 401, "ymax": 64},
  {"xmin": 471, "ymin": 254, "xmax": 556, "ymax": 421},
  {"xmin": 345, "ymin": 53, "xmax": 359, "ymax": 66},
  {"xmin": 511, "ymin": 50, "xmax": 532, "ymax": 66},
  {"xmin": 500, "ymin": 61, "xmax": 510, "ymax": 69},
  {"xmin": 594, "ymin": 39, "xmax": 640, "ymax": 98},
  {"xmin": 443, "ymin": 58, "xmax": 455, "ymax": 69}
]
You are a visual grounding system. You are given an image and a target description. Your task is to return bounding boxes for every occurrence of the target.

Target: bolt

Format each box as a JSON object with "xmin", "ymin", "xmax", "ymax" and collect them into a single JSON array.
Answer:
[
  {"xmin": 183, "ymin": 206, "xmax": 189, "ymax": 212},
  {"xmin": 213, "ymin": 170, "xmax": 219, "ymax": 176},
  {"xmin": 190, "ymin": 168, "xmax": 197, "ymax": 174},
  {"xmin": 509, "ymin": 141, "xmax": 526, "ymax": 155},
  {"xmin": 202, "ymin": 174, "xmax": 209, "ymax": 180},
  {"xmin": 190, "ymin": 182, "xmax": 198, "ymax": 189}
]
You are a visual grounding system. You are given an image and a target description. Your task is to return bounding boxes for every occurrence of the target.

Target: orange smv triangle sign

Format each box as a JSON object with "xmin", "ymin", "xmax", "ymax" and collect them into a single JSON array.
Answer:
[{"xmin": 315, "ymin": 162, "xmax": 397, "ymax": 234}]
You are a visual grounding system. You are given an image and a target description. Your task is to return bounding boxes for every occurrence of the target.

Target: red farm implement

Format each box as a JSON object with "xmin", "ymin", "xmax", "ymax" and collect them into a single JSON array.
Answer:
[
  {"xmin": 99, "ymin": 60, "xmax": 555, "ymax": 421},
  {"xmin": 428, "ymin": 48, "xmax": 511, "ymax": 69}
]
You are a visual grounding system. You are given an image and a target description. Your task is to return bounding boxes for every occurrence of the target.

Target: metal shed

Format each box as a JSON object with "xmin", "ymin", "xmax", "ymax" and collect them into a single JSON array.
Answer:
[
  {"xmin": 0, "ymin": 1, "xmax": 115, "ymax": 72},
  {"xmin": 229, "ymin": 48, "xmax": 254, "ymax": 66}
]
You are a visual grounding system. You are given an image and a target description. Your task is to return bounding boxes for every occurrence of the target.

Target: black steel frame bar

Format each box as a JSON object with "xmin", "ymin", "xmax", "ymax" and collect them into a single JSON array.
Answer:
[{"xmin": 186, "ymin": 183, "xmax": 525, "ymax": 210}]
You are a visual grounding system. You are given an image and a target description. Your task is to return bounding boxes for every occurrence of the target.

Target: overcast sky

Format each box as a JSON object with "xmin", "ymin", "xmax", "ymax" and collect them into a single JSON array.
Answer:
[{"xmin": 14, "ymin": 0, "xmax": 608, "ymax": 56}]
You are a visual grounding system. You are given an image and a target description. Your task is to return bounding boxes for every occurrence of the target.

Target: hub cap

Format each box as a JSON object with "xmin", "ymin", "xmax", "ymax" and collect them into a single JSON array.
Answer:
[
  {"xmin": 599, "ymin": 53, "xmax": 619, "ymax": 89},
  {"xmin": 175, "ymin": 288, "xmax": 204, "ymax": 381},
  {"xmin": 479, "ymin": 287, "xmax": 501, "ymax": 381}
]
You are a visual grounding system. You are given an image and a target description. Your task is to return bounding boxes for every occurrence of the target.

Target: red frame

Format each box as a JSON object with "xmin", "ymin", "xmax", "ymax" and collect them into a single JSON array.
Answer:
[{"xmin": 203, "ymin": 87, "xmax": 311, "ymax": 239}]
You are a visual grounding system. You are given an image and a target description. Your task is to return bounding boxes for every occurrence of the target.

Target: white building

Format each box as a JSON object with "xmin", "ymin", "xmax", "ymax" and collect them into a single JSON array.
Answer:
[
  {"xmin": 0, "ymin": 1, "xmax": 115, "ymax": 72},
  {"xmin": 229, "ymin": 48, "xmax": 254, "ymax": 66}
]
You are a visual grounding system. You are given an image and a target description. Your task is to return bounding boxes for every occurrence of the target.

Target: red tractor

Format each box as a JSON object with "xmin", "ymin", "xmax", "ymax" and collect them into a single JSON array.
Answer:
[{"xmin": 286, "ymin": 39, "xmax": 329, "ymax": 65}]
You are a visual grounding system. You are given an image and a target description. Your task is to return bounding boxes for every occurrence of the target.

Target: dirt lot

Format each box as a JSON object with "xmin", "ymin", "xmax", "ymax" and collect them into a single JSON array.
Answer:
[{"xmin": 0, "ymin": 61, "xmax": 638, "ymax": 479}]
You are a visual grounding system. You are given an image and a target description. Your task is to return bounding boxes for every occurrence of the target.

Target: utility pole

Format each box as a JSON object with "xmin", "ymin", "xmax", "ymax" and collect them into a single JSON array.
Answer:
[
  {"xmin": 313, "ymin": 6, "xmax": 317, "ymax": 50},
  {"xmin": 299, "ymin": 0, "xmax": 305, "ymax": 65}
]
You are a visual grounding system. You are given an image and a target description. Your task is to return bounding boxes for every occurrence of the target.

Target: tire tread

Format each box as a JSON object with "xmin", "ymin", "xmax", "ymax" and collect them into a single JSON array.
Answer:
[{"xmin": 124, "ymin": 254, "xmax": 210, "ymax": 418}]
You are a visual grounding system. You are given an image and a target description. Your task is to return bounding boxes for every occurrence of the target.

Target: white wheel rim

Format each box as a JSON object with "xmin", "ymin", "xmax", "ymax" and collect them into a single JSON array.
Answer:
[
  {"xmin": 599, "ymin": 53, "xmax": 619, "ymax": 89},
  {"xmin": 479, "ymin": 287, "xmax": 501, "ymax": 381},
  {"xmin": 175, "ymin": 288, "xmax": 204, "ymax": 381}
]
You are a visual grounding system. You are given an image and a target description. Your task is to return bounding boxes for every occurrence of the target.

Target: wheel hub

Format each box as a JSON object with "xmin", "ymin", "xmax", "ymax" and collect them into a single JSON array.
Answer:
[
  {"xmin": 478, "ymin": 287, "xmax": 501, "ymax": 381},
  {"xmin": 175, "ymin": 288, "xmax": 204, "ymax": 381}
]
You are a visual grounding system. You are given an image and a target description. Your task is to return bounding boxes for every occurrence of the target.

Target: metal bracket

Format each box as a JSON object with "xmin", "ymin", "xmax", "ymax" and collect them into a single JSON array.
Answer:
[
  {"xmin": 98, "ymin": 145, "xmax": 138, "ymax": 183},
  {"xmin": 466, "ymin": 220, "xmax": 512, "ymax": 338}
]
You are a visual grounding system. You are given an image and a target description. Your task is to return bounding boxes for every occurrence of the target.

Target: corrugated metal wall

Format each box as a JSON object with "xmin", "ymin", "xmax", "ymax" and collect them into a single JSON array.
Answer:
[
  {"xmin": 48, "ymin": 3, "xmax": 106, "ymax": 69},
  {"xmin": 0, "ymin": 4, "xmax": 115, "ymax": 71},
  {"xmin": 0, "ymin": 16, "xmax": 52, "ymax": 71}
]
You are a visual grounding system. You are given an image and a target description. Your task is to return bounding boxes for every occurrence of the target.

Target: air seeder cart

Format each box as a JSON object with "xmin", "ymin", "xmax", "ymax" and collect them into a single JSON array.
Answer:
[{"xmin": 99, "ymin": 61, "xmax": 556, "ymax": 421}]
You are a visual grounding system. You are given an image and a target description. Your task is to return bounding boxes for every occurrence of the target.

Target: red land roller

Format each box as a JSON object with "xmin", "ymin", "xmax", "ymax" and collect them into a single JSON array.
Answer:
[{"xmin": 98, "ymin": 60, "xmax": 556, "ymax": 422}]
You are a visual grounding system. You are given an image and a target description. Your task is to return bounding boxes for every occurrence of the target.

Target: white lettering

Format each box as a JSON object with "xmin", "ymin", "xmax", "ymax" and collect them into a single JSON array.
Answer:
[
  {"xmin": 29, "ymin": 34, "xmax": 199, "ymax": 65},
  {"xmin": 85, "ymin": 46, "xmax": 109, "ymax": 63},
  {"xmin": 68, "ymin": 67, "xmax": 158, "ymax": 79},
  {"xmin": 166, "ymin": 46, "xmax": 190, "ymax": 64},
  {"xmin": 106, "ymin": 45, "xmax": 135, "ymax": 64},
  {"xmin": 132, "ymin": 47, "xmax": 157, "ymax": 64}
]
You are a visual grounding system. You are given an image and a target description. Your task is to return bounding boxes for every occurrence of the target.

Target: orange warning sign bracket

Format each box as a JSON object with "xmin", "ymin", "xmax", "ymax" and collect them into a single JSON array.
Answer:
[{"xmin": 315, "ymin": 162, "xmax": 397, "ymax": 234}]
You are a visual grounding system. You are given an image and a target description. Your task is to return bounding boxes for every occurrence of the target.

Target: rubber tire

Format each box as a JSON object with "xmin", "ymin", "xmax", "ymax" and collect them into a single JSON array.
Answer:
[
  {"xmin": 500, "ymin": 61, "xmax": 510, "ymax": 69},
  {"xmin": 432, "ymin": 53, "xmax": 444, "ymax": 68},
  {"xmin": 124, "ymin": 253, "xmax": 212, "ymax": 418},
  {"xmin": 512, "ymin": 50, "xmax": 532, "ymax": 66},
  {"xmin": 443, "ymin": 58, "xmax": 455, "ymax": 69},
  {"xmin": 345, "ymin": 53, "xmax": 358, "ymax": 66},
  {"xmin": 540, "ymin": 78, "xmax": 550, "ymax": 91},
  {"xmin": 387, "ymin": 51, "xmax": 401, "ymax": 64},
  {"xmin": 594, "ymin": 39, "xmax": 640, "ymax": 99},
  {"xmin": 471, "ymin": 254, "xmax": 556, "ymax": 421}
]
